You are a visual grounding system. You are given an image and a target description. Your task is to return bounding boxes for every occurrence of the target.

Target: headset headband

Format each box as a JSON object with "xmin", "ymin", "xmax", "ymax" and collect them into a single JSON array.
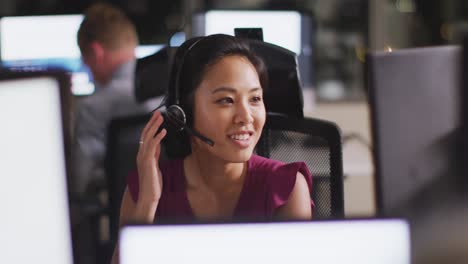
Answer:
[{"xmin": 173, "ymin": 37, "xmax": 204, "ymax": 106}]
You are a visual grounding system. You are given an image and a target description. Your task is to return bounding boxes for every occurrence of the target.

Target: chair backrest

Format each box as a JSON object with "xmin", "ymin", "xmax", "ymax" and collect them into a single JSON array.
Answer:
[
  {"xmin": 134, "ymin": 47, "xmax": 170, "ymax": 103},
  {"xmin": 248, "ymin": 39, "xmax": 304, "ymax": 118},
  {"xmin": 134, "ymin": 40, "xmax": 305, "ymax": 118},
  {"xmin": 256, "ymin": 113, "xmax": 344, "ymax": 219}
]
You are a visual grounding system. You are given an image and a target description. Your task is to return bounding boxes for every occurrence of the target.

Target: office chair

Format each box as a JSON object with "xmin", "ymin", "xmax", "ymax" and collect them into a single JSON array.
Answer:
[
  {"xmin": 256, "ymin": 113, "xmax": 344, "ymax": 219},
  {"xmin": 247, "ymin": 40, "xmax": 344, "ymax": 218},
  {"xmin": 134, "ymin": 47, "xmax": 170, "ymax": 103},
  {"xmin": 248, "ymin": 39, "xmax": 305, "ymax": 118},
  {"xmin": 105, "ymin": 114, "xmax": 150, "ymax": 246},
  {"xmin": 106, "ymin": 39, "xmax": 342, "ymax": 244},
  {"xmin": 134, "ymin": 40, "xmax": 305, "ymax": 118},
  {"xmin": 105, "ymin": 112, "xmax": 344, "ymax": 245}
]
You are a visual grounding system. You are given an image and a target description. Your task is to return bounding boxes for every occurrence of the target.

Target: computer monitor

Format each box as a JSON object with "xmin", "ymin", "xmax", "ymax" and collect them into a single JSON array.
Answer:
[
  {"xmin": 0, "ymin": 71, "xmax": 73, "ymax": 264},
  {"xmin": 192, "ymin": 10, "xmax": 314, "ymax": 89},
  {"xmin": 367, "ymin": 46, "xmax": 463, "ymax": 217},
  {"xmin": 407, "ymin": 39, "xmax": 468, "ymax": 263},
  {"xmin": 120, "ymin": 219, "xmax": 410, "ymax": 264},
  {"xmin": 462, "ymin": 38, "xmax": 468, "ymax": 194},
  {"xmin": 0, "ymin": 15, "xmax": 163, "ymax": 96},
  {"xmin": 0, "ymin": 14, "xmax": 95, "ymax": 95},
  {"xmin": 0, "ymin": 15, "xmax": 82, "ymax": 61}
]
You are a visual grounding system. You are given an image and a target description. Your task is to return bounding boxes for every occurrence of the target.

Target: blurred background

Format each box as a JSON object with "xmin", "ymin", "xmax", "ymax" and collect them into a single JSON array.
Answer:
[
  {"xmin": 2, "ymin": 1, "xmax": 468, "ymax": 263},
  {"xmin": 2, "ymin": 0, "xmax": 468, "ymax": 225},
  {"xmin": 2, "ymin": 0, "xmax": 467, "ymax": 99}
]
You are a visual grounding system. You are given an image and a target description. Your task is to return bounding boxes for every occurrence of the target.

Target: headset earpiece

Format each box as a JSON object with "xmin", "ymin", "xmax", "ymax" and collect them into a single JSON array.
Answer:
[
  {"xmin": 164, "ymin": 105, "xmax": 186, "ymax": 131},
  {"xmin": 162, "ymin": 36, "xmax": 215, "ymax": 147}
]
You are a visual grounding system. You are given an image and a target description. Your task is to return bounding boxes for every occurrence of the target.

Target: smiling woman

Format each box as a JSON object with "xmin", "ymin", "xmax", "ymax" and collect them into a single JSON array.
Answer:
[
  {"xmin": 192, "ymin": 55, "xmax": 265, "ymax": 162},
  {"xmin": 111, "ymin": 34, "xmax": 313, "ymax": 264}
]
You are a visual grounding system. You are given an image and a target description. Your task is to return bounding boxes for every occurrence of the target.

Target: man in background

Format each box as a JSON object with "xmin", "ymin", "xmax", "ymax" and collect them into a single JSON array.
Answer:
[{"xmin": 72, "ymin": 3, "xmax": 156, "ymax": 195}]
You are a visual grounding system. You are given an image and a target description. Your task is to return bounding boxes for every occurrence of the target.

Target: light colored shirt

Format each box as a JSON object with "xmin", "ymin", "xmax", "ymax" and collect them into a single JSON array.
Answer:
[{"xmin": 72, "ymin": 60, "xmax": 161, "ymax": 194}]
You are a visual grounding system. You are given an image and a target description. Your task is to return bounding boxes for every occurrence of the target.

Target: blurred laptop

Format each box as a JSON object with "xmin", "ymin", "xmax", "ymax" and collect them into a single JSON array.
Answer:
[
  {"xmin": 120, "ymin": 219, "xmax": 410, "ymax": 264},
  {"xmin": 0, "ymin": 71, "xmax": 73, "ymax": 264}
]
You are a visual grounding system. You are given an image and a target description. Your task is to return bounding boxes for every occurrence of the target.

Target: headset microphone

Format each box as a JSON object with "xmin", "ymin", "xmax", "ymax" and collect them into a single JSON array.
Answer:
[
  {"xmin": 151, "ymin": 104, "xmax": 215, "ymax": 147},
  {"xmin": 184, "ymin": 126, "xmax": 215, "ymax": 146},
  {"xmin": 163, "ymin": 105, "xmax": 214, "ymax": 146}
]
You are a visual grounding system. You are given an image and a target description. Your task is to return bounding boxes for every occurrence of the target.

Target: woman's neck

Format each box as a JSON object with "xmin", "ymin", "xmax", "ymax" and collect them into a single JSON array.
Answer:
[{"xmin": 184, "ymin": 152, "xmax": 247, "ymax": 192}]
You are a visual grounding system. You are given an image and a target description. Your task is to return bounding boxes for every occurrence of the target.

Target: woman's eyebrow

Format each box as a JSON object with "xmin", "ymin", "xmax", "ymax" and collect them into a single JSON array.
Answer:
[
  {"xmin": 211, "ymin": 87, "xmax": 262, "ymax": 94},
  {"xmin": 249, "ymin": 87, "xmax": 262, "ymax": 93},
  {"xmin": 211, "ymin": 86, "xmax": 236, "ymax": 94}
]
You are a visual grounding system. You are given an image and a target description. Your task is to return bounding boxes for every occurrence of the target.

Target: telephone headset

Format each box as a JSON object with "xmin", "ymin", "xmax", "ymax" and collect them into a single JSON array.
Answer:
[{"xmin": 151, "ymin": 37, "xmax": 215, "ymax": 146}]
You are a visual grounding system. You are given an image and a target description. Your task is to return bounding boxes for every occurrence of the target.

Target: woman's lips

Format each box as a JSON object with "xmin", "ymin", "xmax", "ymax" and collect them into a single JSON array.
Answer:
[{"xmin": 228, "ymin": 131, "xmax": 254, "ymax": 148}]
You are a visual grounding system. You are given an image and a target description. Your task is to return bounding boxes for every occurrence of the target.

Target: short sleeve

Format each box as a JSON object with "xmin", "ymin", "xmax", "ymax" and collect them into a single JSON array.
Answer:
[{"xmin": 270, "ymin": 162, "xmax": 314, "ymax": 212}]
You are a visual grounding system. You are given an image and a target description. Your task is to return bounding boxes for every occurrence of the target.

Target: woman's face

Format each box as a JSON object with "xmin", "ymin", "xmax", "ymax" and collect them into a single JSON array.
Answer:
[{"xmin": 191, "ymin": 55, "xmax": 266, "ymax": 162}]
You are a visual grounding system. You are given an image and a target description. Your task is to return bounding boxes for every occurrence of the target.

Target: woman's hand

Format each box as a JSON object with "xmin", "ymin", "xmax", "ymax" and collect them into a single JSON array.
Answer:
[{"xmin": 134, "ymin": 111, "xmax": 167, "ymax": 220}]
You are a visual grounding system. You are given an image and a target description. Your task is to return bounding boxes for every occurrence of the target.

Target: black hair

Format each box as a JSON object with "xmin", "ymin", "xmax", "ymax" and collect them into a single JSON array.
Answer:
[{"xmin": 164, "ymin": 34, "xmax": 268, "ymax": 158}]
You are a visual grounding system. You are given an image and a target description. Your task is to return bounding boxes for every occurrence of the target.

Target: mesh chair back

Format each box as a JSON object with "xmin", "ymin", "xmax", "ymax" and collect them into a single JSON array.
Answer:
[{"xmin": 257, "ymin": 113, "xmax": 344, "ymax": 219}]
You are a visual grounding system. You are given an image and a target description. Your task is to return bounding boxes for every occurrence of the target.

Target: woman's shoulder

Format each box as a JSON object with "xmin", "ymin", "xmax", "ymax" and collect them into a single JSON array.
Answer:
[
  {"xmin": 248, "ymin": 154, "xmax": 312, "ymax": 196},
  {"xmin": 247, "ymin": 155, "xmax": 313, "ymax": 212}
]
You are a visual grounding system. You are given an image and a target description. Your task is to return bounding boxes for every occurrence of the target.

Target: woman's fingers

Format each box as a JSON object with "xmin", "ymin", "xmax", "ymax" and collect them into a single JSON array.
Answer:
[
  {"xmin": 138, "ymin": 111, "xmax": 166, "ymax": 161},
  {"xmin": 137, "ymin": 111, "xmax": 164, "ymax": 161},
  {"xmin": 135, "ymin": 111, "xmax": 166, "ymax": 203},
  {"xmin": 143, "ymin": 114, "xmax": 164, "ymax": 144},
  {"xmin": 140, "ymin": 111, "xmax": 162, "ymax": 142},
  {"xmin": 140, "ymin": 112, "xmax": 163, "ymax": 146},
  {"xmin": 150, "ymin": 128, "xmax": 167, "ymax": 159}
]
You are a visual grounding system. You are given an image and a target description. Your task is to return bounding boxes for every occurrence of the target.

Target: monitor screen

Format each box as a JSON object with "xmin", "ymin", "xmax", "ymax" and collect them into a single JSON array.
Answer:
[
  {"xmin": 0, "ymin": 14, "xmax": 95, "ymax": 96},
  {"xmin": 120, "ymin": 220, "xmax": 410, "ymax": 264},
  {"xmin": 0, "ymin": 15, "xmax": 166, "ymax": 96},
  {"xmin": 0, "ymin": 15, "xmax": 83, "ymax": 60},
  {"xmin": 194, "ymin": 10, "xmax": 301, "ymax": 54},
  {"xmin": 192, "ymin": 10, "xmax": 314, "ymax": 89},
  {"xmin": 0, "ymin": 75, "xmax": 73, "ymax": 264}
]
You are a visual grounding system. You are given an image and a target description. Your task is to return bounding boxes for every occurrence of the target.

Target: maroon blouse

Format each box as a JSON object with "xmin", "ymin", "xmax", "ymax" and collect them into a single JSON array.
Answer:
[{"xmin": 127, "ymin": 155, "xmax": 314, "ymax": 222}]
